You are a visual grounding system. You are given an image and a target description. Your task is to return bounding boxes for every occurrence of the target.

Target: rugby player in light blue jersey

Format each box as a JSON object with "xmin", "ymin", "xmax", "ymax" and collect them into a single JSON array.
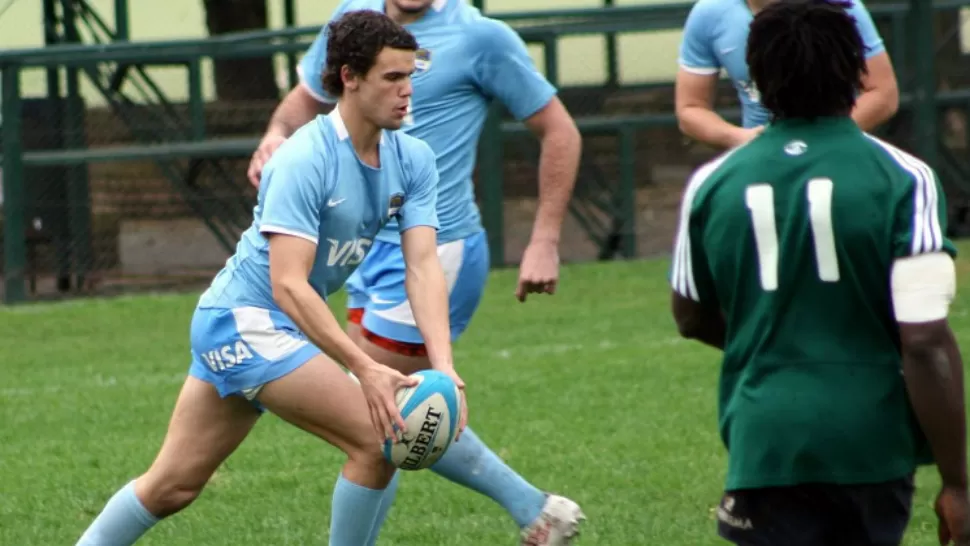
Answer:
[
  {"xmin": 247, "ymin": 1, "xmax": 585, "ymax": 545},
  {"xmin": 75, "ymin": 12, "xmax": 465, "ymax": 546},
  {"xmin": 675, "ymin": 0, "xmax": 899, "ymax": 148}
]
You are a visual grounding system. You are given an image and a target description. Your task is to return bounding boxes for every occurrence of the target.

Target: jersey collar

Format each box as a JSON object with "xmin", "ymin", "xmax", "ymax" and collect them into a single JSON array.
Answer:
[{"xmin": 328, "ymin": 106, "xmax": 385, "ymax": 144}]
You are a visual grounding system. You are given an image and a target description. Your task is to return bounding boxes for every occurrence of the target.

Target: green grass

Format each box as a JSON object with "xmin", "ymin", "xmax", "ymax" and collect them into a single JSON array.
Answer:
[{"xmin": 2, "ymin": 246, "xmax": 970, "ymax": 545}]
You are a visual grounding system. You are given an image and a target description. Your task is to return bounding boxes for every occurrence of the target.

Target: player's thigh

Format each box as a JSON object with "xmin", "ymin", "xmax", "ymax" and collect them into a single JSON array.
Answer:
[
  {"xmin": 138, "ymin": 377, "xmax": 260, "ymax": 513},
  {"xmin": 353, "ymin": 232, "xmax": 490, "ymax": 346},
  {"xmin": 838, "ymin": 474, "xmax": 915, "ymax": 546},
  {"xmin": 716, "ymin": 487, "xmax": 831, "ymax": 546},
  {"xmin": 254, "ymin": 353, "xmax": 389, "ymax": 468}
]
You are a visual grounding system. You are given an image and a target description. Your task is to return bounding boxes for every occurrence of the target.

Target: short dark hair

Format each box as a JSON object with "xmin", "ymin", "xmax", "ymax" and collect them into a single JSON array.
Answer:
[
  {"xmin": 747, "ymin": 0, "xmax": 868, "ymax": 121},
  {"xmin": 322, "ymin": 10, "xmax": 418, "ymax": 97}
]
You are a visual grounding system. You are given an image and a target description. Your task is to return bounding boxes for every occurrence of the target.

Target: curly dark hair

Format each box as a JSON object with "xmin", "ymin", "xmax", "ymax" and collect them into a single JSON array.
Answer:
[
  {"xmin": 747, "ymin": 0, "xmax": 868, "ymax": 121},
  {"xmin": 322, "ymin": 10, "xmax": 419, "ymax": 97}
]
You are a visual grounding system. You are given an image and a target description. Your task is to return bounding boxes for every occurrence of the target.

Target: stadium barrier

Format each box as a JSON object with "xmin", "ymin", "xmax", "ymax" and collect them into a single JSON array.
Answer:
[{"xmin": 0, "ymin": 0, "xmax": 964, "ymax": 303}]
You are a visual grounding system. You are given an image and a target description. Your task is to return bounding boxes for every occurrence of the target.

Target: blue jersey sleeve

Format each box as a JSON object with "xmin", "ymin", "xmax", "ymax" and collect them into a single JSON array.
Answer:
[
  {"xmin": 258, "ymin": 139, "xmax": 328, "ymax": 244},
  {"xmin": 847, "ymin": 1, "xmax": 886, "ymax": 59},
  {"xmin": 678, "ymin": 0, "xmax": 720, "ymax": 75},
  {"xmin": 297, "ymin": 0, "xmax": 356, "ymax": 104},
  {"xmin": 470, "ymin": 18, "xmax": 556, "ymax": 121},
  {"xmin": 398, "ymin": 140, "xmax": 440, "ymax": 233}
]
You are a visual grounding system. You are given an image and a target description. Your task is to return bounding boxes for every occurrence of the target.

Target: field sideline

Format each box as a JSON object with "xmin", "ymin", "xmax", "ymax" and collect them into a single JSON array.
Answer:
[{"xmin": 3, "ymin": 245, "xmax": 970, "ymax": 545}]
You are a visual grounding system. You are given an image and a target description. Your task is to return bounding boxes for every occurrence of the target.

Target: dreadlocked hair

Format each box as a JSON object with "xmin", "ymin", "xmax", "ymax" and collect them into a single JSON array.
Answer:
[{"xmin": 746, "ymin": 0, "xmax": 868, "ymax": 121}]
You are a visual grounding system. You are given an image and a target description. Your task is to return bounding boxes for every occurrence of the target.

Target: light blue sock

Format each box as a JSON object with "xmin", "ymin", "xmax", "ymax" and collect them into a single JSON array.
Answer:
[
  {"xmin": 329, "ymin": 473, "xmax": 384, "ymax": 546},
  {"xmin": 364, "ymin": 471, "xmax": 400, "ymax": 546},
  {"xmin": 430, "ymin": 428, "xmax": 546, "ymax": 528},
  {"xmin": 76, "ymin": 480, "xmax": 159, "ymax": 545}
]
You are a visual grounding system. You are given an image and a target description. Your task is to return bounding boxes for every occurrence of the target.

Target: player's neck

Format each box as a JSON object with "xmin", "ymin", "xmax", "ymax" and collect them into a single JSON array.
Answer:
[
  {"xmin": 337, "ymin": 102, "xmax": 382, "ymax": 168},
  {"xmin": 384, "ymin": 2, "xmax": 430, "ymax": 25},
  {"xmin": 746, "ymin": 0, "xmax": 767, "ymax": 13}
]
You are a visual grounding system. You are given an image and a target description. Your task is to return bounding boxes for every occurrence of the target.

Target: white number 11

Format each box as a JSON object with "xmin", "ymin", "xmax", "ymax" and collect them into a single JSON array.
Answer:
[{"xmin": 745, "ymin": 178, "xmax": 840, "ymax": 292}]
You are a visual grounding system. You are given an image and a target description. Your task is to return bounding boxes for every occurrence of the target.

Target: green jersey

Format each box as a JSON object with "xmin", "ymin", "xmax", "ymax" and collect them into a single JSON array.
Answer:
[{"xmin": 670, "ymin": 117, "xmax": 956, "ymax": 490}]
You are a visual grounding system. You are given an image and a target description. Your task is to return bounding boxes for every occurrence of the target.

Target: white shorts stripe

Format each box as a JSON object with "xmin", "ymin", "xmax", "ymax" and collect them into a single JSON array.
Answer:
[{"xmin": 231, "ymin": 307, "xmax": 309, "ymax": 361}]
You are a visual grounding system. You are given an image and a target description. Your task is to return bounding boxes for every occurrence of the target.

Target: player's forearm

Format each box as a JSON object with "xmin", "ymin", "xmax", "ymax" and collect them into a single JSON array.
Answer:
[
  {"xmin": 671, "ymin": 294, "xmax": 726, "ymax": 351},
  {"xmin": 273, "ymin": 279, "xmax": 373, "ymax": 374},
  {"xmin": 404, "ymin": 260, "xmax": 454, "ymax": 370},
  {"xmin": 902, "ymin": 328, "xmax": 968, "ymax": 488},
  {"xmin": 265, "ymin": 86, "xmax": 331, "ymax": 139},
  {"xmin": 530, "ymin": 123, "xmax": 581, "ymax": 244},
  {"xmin": 850, "ymin": 87, "xmax": 898, "ymax": 132},
  {"xmin": 677, "ymin": 106, "xmax": 746, "ymax": 149}
]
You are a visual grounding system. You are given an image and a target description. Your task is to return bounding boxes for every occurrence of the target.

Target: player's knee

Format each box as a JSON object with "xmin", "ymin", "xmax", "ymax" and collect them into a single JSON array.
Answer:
[
  {"xmin": 136, "ymin": 469, "xmax": 209, "ymax": 517},
  {"xmin": 344, "ymin": 447, "xmax": 396, "ymax": 486}
]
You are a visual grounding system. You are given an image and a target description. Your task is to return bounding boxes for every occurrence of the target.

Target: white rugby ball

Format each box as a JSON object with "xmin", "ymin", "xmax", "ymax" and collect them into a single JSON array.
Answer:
[{"xmin": 383, "ymin": 369, "xmax": 461, "ymax": 471}]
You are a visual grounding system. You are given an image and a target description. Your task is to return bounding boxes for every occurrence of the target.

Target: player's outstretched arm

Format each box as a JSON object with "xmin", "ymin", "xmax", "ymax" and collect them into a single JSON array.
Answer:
[
  {"xmin": 845, "ymin": 3, "xmax": 899, "ymax": 131},
  {"xmin": 671, "ymin": 293, "xmax": 725, "ymax": 351},
  {"xmin": 468, "ymin": 18, "xmax": 581, "ymax": 301},
  {"xmin": 400, "ymin": 225, "xmax": 468, "ymax": 437},
  {"xmin": 268, "ymin": 234, "xmax": 417, "ymax": 441},
  {"xmin": 248, "ymin": 86, "xmax": 331, "ymax": 187},
  {"xmin": 675, "ymin": 70, "xmax": 761, "ymax": 149},
  {"xmin": 400, "ymin": 226, "xmax": 453, "ymax": 372},
  {"xmin": 516, "ymin": 97, "xmax": 581, "ymax": 302},
  {"xmin": 247, "ymin": 16, "xmax": 341, "ymax": 187},
  {"xmin": 895, "ymin": 253, "xmax": 970, "ymax": 542},
  {"xmin": 850, "ymin": 51, "xmax": 899, "ymax": 132}
]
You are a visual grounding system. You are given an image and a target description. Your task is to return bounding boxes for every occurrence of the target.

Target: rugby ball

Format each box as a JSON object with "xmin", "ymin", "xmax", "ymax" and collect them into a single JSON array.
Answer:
[{"xmin": 383, "ymin": 369, "xmax": 461, "ymax": 471}]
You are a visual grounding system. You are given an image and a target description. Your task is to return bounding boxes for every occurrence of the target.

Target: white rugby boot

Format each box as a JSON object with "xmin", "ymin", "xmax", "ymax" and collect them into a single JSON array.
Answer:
[{"xmin": 520, "ymin": 494, "xmax": 586, "ymax": 545}]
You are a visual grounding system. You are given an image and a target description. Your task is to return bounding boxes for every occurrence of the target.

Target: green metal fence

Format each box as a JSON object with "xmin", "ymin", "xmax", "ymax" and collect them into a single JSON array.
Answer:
[{"xmin": 0, "ymin": 0, "xmax": 965, "ymax": 303}]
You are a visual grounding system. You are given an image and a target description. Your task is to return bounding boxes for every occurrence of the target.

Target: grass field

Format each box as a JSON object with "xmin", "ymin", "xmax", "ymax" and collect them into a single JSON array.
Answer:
[{"xmin": 3, "ymin": 245, "xmax": 970, "ymax": 545}]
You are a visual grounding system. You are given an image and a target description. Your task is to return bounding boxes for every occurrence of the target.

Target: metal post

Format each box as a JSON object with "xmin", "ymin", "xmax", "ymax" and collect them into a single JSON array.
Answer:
[
  {"xmin": 910, "ymin": 0, "xmax": 937, "ymax": 167},
  {"xmin": 604, "ymin": 0, "xmax": 618, "ymax": 87},
  {"xmin": 188, "ymin": 59, "xmax": 206, "ymax": 140},
  {"xmin": 62, "ymin": 0, "xmax": 91, "ymax": 291},
  {"xmin": 2, "ymin": 66, "xmax": 26, "ymax": 303},
  {"xmin": 114, "ymin": 0, "xmax": 129, "ymax": 40},
  {"xmin": 618, "ymin": 128, "xmax": 636, "ymax": 258},
  {"xmin": 42, "ymin": 0, "xmax": 61, "ymax": 99},
  {"xmin": 284, "ymin": 0, "xmax": 298, "ymax": 89}
]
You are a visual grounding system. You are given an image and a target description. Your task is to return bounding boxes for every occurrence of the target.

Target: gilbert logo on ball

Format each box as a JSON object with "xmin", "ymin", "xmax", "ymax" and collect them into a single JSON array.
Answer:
[{"xmin": 383, "ymin": 369, "xmax": 461, "ymax": 471}]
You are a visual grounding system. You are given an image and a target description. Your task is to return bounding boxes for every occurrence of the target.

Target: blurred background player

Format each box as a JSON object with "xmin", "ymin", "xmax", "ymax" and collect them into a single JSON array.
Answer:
[
  {"xmin": 675, "ymin": 0, "xmax": 899, "ymax": 148},
  {"xmin": 669, "ymin": 0, "xmax": 970, "ymax": 544},
  {"xmin": 75, "ymin": 11, "xmax": 464, "ymax": 546},
  {"xmin": 247, "ymin": 1, "xmax": 585, "ymax": 544}
]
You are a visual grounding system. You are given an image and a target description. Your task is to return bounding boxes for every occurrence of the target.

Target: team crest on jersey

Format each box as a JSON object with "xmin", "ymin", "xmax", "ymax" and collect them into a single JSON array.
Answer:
[
  {"xmin": 414, "ymin": 49, "xmax": 432, "ymax": 73},
  {"xmin": 784, "ymin": 140, "xmax": 808, "ymax": 156},
  {"xmin": 388, "ymin": 193, "xmax": 405, "ymax": 218},
  {"xmin": 739, "ymin": 79, "xmax": 761, "ymax": 103}
]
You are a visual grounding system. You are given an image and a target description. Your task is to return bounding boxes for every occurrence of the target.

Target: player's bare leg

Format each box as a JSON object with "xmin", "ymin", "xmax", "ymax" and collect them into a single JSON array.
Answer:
[
  {"xmin": 347, "ymin": 321, "xmax": 585, "ymax": 546},
  {"xmin": 255, "ymin": 353, "xmax": 398, "ymax": 546},
  {"xmin": 76, "ymin": 377, "xmax": 260, "ymax": 544}
]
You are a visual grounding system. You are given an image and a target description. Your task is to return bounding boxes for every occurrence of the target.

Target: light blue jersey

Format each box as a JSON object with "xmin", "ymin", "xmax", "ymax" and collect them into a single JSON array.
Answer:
[
  {"xmin": 298, "ymin": 0, "xmax": 556, "ymax": 244},
  {"xmin": 679, "ymin": 0, "xmax": 885, "ymax": 128},
  {"xmin": 189, "ymin": 108, "xmax": 439, "ymax": 402},
  {"xmin": 199, "ymin": 108, "xmax": 439, "ymax": 310}
]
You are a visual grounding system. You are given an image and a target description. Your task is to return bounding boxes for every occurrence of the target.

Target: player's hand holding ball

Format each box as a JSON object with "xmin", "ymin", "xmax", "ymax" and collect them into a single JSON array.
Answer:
[
  {"xmin": 247, "ymin": 133, "xmax": 288, "ymax": 187},
  {"xmin": 436, "ymin": 366, "xmax": 467, "ymax": 441},
  {"xmin": 383, "ymin": 369, "xmax": 464, "ymax": 471},
  {"xmin": 356, "ymin": 360, "xmax": 419, "ymax": 445}
]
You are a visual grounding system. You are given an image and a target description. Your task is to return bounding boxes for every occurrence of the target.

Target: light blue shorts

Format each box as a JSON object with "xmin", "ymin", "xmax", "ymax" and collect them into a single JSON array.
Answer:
[
  {"xmin": 345, "ymin": 231, "xmax": 489, "ymax": 345},
  {"xmin": 187, "ymin": 306, "xmax": 321, "ymax": 408}
]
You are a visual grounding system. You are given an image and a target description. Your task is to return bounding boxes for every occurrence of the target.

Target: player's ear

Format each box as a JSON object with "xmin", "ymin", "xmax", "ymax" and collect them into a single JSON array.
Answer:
[{"xmin": 340, "ymin": 65, "xmax": 359, "ymax": 92}]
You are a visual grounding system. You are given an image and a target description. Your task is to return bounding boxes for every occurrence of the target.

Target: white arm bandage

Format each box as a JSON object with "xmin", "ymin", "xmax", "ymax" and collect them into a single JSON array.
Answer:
[{"xmin": 891, "ymin": 252, "xmax": 957, "ymax": 323}]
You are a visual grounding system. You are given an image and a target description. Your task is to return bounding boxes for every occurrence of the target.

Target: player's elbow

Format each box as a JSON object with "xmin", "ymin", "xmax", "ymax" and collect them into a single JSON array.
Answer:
[
  {"xmin": 270, "ymin": 274, "xmax": 305, "ymax": 310},
  {"xmin": 671, "ymin": 296, "xmax": 704, "ymax": 339},
  {"xmin": 899, "ymin": 321, "xmax": 951, "ymax": 362}
]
